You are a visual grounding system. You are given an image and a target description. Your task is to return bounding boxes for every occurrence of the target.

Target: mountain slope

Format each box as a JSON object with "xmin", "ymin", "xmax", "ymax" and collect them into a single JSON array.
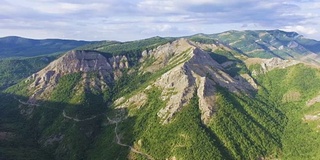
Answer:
[
  {"xmin": 1, "ymin": 30, "xmax": 320, "ymax": 159},
  {"xmin": 249, "ymin": 63, "xmax": 320, "ymax": 159},
  {"xmin": 2, "ymin": 38, "xmax": 287, "ymax": 159},
  {"xmin": 190, "ymin": 30, "xmax": 320, "ymax": 64}
]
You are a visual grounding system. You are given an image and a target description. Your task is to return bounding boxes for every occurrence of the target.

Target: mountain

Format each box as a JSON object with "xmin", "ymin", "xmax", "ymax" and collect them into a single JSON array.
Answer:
[
  {"xmin": 190, "ymin": 30, "xmax": 320, "ymax": 64},
  {"xmin": 0, "ymin": 36, "xmax": 174, "ymax": 91},
  {"xmin": 1, "ymin": 30, "xmax": 320, "ymax": 159},
  {"xmin": 0, "ymin": 36, "xmax": 100, "ymax": 90},
  {"xmin": 0, "ymin": 36, "xmax": 95, "ymax": 58}
]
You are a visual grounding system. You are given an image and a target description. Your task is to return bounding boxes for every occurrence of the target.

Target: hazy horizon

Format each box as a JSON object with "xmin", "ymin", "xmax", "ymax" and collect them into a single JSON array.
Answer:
[{"xmin": 1, "ymin": 29, "xmax": 317, "ymax": 42}]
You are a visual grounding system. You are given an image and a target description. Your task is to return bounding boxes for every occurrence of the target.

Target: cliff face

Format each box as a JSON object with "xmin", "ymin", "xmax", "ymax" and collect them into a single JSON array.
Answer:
[
  {"xmin": 245, "ymin": 57, "xmax": 300, "ymax": 76},
  {"xmin": 26, "ymin": 50, "xmax": 129, "ymax": 102}
]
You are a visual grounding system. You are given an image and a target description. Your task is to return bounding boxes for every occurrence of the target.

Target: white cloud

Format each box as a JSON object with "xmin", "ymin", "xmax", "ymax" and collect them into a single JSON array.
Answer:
[
  {"xmin": 283, "ymin": 25, "xmax": 318, "ymax": 35},
  {"xmin": 140, "ymin": 24, "xmax": 176, "ymax": 35},
  {"xmin": 0, "ymin": 4, "xmax": 16, "ymax": 13},
  {"xmin": 0, "ymin": 0, "xmax": 320, "ymax": 40},
  {"xmin": 11, "ymin": 1, "xmax": 110, "ymax": 15},
  {"xmin": 133, "ymin": 0, "xmax": 182, "ymax": 13},
  {"xmin": 36, "ymin": 2, "xmax": 109, "ymax": 14}
]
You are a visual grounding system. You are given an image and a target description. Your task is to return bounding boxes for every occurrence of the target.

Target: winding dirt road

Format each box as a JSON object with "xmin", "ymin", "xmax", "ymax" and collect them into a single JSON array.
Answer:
[
  {"xmin": 62, "ymin": 110, "xmax": 101, "ymax": 122},
  {"xmin": 16, "ymin": 96, "xmax": 152, "ymax": 159},
  {"xmin": 14, "ymin": 96, "xmax": 40, "ymax": 106},
  {"xmin": 107, "ymin": 116, "xmax": 154, "ymax": 160}
]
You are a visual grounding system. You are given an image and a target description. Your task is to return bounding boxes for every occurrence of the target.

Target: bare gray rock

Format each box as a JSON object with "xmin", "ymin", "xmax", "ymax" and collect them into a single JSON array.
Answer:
[
  {"xmin": 234, "ymin": 74, "xmax": 258, "ymax": 90},
  {"xmin": 306, "ymin": 95, "xmax": 320, "ymax": 106},
  {"xmin": 43, "ymin": 134, "xmax": 64, "ymax": 147},
  {"xmin": 247, "ymin": 57, "xmax": 300, "ymax": 76},
  {"xmin": 119, "ymin": 56, "xmax": 129, "ymax": 69},
  {"xmin": 124, "ymin": 39, "xmax": 255, "ymax": 124},
  {"xmin": 27, "ymin": 50, "xmax": 129, "ymax": 102},
  {"xmin": 27, "ymin": 39, "xmax": 257, "ymax": 125},
  {"xmin": 262, "ymin": 57, "xmax": 299, "ymax": 72}
]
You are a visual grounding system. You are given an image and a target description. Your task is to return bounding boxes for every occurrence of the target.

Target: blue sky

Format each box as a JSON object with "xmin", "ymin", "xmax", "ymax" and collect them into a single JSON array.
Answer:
[{"xmin": 0, "ymin": 0, "xmax": 319, "ymax": 41}]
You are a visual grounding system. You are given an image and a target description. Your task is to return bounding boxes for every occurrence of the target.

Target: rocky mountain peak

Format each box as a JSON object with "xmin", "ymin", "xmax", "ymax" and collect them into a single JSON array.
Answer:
[{"xmin": 117, "ymin": 38, "xmax": 256, "ymax": 124}]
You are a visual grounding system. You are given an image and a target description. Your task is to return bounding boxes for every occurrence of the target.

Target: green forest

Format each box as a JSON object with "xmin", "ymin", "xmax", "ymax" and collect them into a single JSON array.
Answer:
[{"xmin": 1, "ymin": 30, "xmax": 320, "ymax": 159}]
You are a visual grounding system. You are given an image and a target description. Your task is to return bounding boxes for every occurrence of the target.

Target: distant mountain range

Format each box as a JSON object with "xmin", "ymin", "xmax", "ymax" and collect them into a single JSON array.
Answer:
[
  {"xmin": 2, "ymin": 30, "xmax": 320, "ymax": 61},
  {"xmin": 1, "ymin": 30, "xmax": 320, "ymax": 160},
  {"xmin": 208, "ymin": 30, "xmax": 320, "ymax": 62},
  {"xmin": 0, "ymin": 36, "xmax": 95, "ymax": 58}
]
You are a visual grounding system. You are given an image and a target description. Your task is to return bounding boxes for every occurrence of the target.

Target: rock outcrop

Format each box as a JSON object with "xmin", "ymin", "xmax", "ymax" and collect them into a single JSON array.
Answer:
[
  {"xmin": 116, "ymin": 39, "xmax": 255, "ymax": 124},
  {"xmin": 260, "ymin": 57, "xmax": 299, "ymax": 72},
  {"xmin": 26, "ymin": 39, "xmax": 258, "ymax": 124},
  {"xmin": 26, "ymin": 50, "xmax": 129, "ymax": 102},
  {"xmin": 153, "ymin": 39, "xmax": 251, "ymax": 124},
  {"xmin": 306, "ymin": 95, "xmax": 320, "ymax": 107},
  {"xmin": 115, "ymin": 92, "xmax": 148, "ymax": 109},
  {"xmin": 246, "ymin": 57, "xmax": 300, "ymax": 76},
  {"xmin": 235, "ymin": 74, "xmax": 258, "ymax": 90}
]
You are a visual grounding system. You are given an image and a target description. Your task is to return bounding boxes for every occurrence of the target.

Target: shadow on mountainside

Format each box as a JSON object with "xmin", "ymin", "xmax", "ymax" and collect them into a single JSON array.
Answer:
[{"xmin": 0, "ymin": 92, "xmax": 136, "ymax": 160}]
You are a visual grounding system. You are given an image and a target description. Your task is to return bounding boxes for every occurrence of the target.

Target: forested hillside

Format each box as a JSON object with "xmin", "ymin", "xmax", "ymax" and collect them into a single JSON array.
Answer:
[{"xmin": 1, "ymin": 30, "xmax": 320, "ymax": 159}]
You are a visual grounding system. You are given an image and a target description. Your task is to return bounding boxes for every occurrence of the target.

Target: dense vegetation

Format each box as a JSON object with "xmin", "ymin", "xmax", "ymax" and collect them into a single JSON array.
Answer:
[
  {"xmin": 0, "ymin": 55, "xmax": 57, "ymax": 90},
  {"xmin": 1, "ymin": 30, "xmax": 320, "ymax": 159},
  {"xmin": 88, "ymin": 86, "xmax": 286, "ymax": 159},
  {"xmin": 0, "ymin": 93, "xmax": 52, "ymax": 160},
  {"xmin": 254, "ymin": 64, "xmax": 320, "ymax": 159},
  {"xmin": 89, "ymin": 89, "xmax": 225, "ymax": 159},
  {"xmin": 77, "ymin": 36, "xmax": 175, "ymax": 66}
]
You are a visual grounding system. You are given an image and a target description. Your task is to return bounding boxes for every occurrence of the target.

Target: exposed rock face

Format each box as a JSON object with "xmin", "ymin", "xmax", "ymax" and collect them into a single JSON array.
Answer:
[
  {"xmin": 235, "ymin": 74, "xmax": 258, "ymax": 90},
  {"xmin": 42, "ymin": 134, "xmax": 64, "ymax": 147},
  {"xmin": 246, "ymin": 57, "xmax": 300, "ymax": 76},
  {"xmin": 114, "ymin": 55, "xmax": 129, "ymax": 69},
  {"xmin": 303, "ymin": 114, "xmax": 320, "ymax": 121},
  {"xmin": 117, "ymin": 39, "xmax": 255, "ymax": 124},
  {"xmin": 154, "ymin": 39, "xmax": 250, "ymax": 124},
  {"xmin": 287, "ymin": 41, "xmax": 299, "ymax": 48},
  {"xmin": 140, "ymin": 39, "xmax": 194, "ymax": 73},
  {"xmin": 116, "ymin": 92, "xmax": 148, "ymax": 109},
  {"xmin": 261, "ymin": 57, "xmax": 299, "ymax": 72},
  {"xmin": 155, "ymin": 63, "xmax": 196, "ymax": 123},
  {"xmin": 27, "ymin": 39, "xmax": 257, "ymax": 124},
  {"xmin": 27, "ymin": 50, "xmax": 129, "ymax": 102},
  {"xmin": 306, "ymin": 95, "xmax": 320, "ymax": 106}
]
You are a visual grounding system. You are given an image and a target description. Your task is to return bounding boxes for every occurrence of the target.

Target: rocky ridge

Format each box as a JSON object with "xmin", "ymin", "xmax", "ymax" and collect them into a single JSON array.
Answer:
[
  {"xmin": 245, "ymin": 57, "xmax": 300, "ymax": 76},
  {"xmin": 116, "ymin": 39, "xmax": 256, "ymax": 124},
  {"xmin": 24, "ymin": 38, "xmax": 281, "ymax": 124},
  {"xmin": 26, "ymin": 50, "xmax": 129, "ymax": 103}
]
